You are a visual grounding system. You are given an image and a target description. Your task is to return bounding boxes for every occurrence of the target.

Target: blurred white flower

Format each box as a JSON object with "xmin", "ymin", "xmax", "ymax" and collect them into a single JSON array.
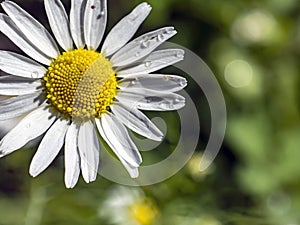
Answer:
[{"xmin": 99, "ymin": 186, "xmax": 158, "ymax": 225}]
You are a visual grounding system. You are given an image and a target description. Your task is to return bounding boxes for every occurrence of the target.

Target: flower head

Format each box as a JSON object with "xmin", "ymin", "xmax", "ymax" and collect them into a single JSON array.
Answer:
[
  {"xmin": 99, "ymin": 186, "xmax": 158, "ymax": 225},
  {"xmin": 0, "ymin": 0, "xmax": 186, "ymax": 188}
]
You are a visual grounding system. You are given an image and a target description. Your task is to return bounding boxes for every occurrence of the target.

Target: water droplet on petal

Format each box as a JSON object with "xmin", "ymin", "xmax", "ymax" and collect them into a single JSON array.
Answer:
[
  {"xmin": 176, "ymin": 52, "xmax": 184, "ymax": 58},
  {"xmin": 164, "ymin": 75, "xmax": 172, "ymax": 81},
  {"xmin": 131, "ymin": 78, "xmax": 138, "ymax": 85},
  {"xmin": 179, "ymin": 80, "xmax": 186, "ymax": 87},
  {"xmin": 31, "ymin": 71, "xmax": 39, "ymax": 78},
  {"xmin": 135, "ymin": 52, "xmax": 140, "ymax": 57},
  {"xmin": 166, "ymin": 28, "xmax": 174, "ymax": 34},
  {"xmin": 26, "ymin": 123, "xmax": 31, "ymax": 128},
  {"xmin": 145, "ymin": 61, "xmax": 152, "ymax": 67},
  {"xmin": 175, "ymin": 98, "xmax": 181, "ymax": 103},
  {"xmin": 97, "ymin": 11, "xmax": 105, "ymax": 19},
  {"xmin": 160, "ymin": 102, "xmax": 173, "ymax": 109},
  {"xmin": 157, "ymin": 34, "xmax": 164, "ymax": 42},
  {"xmin": 141, "ymin": 40, "xmax": 151, "ymax": 48}
]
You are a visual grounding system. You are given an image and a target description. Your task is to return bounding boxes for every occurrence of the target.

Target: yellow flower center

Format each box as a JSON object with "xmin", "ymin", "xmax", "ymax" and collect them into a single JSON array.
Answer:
[
  {"xmin": 129, "ymin": 198, "xmax": 158, "ymax": 225},
  {"xmin": 43, "ymin": 49, "xmax": 117, "ymax": 120}
]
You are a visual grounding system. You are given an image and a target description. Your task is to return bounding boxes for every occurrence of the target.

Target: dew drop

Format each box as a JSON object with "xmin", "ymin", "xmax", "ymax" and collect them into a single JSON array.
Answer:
[
  {"xmin": 130, "ymin": 79, "xmax": 138, "ymax": 85},
  {"xmin": 135, "ymin": 52, "xmax": 141, "ymax": 57},
  {"xmin": 145, "ymin": 96, "xmax": 163, "ymax": 103},
  {"xmin": 31, "ymin": 71, "xmax": 39, "ymax": 78},
  {"xmin": 144, "ymin": 61, "xmax": 152, "ymax": 68},
  {"xmin": 175, "ymin": 98, "xmax": 181, "ymax": 103},
  {"xmin": 164, "ymin": 76, "xmax": 172, "ymax": 81},
  {"xmin": 176, "ymin": 52, "xmax": 184, "ymax": 58},
  {"xmin": 141, "ymin": 40, "xmax": 150, "ymax": 48},
  {"xmin": 97, "ymin": 11, "xmax": 105, "ymax": 19},
  {"xmin": 26, "ymin": 123, "xmax": 31, "ymax": 128},
  {"xmin": 160, "ymin": 102, "xmax": 172, "ymax": 109},
  {"xmin": 166, "ymin": 28, "xmax": 174, "ymax": 34},
  {"xmin": 179, "ymin": 80, "xmax": 186, "ymax": 87},
  {"xmin": 157, "ymin": 34, "xmax": 164, "ymax": 42}
]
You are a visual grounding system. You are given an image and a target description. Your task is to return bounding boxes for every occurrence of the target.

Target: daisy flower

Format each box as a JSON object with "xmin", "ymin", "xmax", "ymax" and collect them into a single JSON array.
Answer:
[{"xmin": 0, "ymin": 0, "xmax": 186, "ymax": 188}]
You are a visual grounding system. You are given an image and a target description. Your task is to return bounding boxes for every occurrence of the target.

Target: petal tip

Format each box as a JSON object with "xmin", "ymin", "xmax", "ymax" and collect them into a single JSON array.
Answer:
[
  {"xmin": 65, "ymin": 182, "xmax": 76, "ymax": 189},
  {"xmin": 178, "ymin": 49, "xmax": 185, "ymax": 56},
  {"xmin": 141, "ymin": 2, "xmax": 152, "ymax": 11},
  {"xmin": 84, "ymin": 176, "xmax": 96, "ymax": 184},
  {"xmin": 151, "ymin": 132, "xmax": 164, "ymax": 142},
  {"xmin": 158, "ymin": 134, "xmax": 164, "ymax": 141},
  {"xmin": 129, "ymin": 168, "xmax": 139, "ymax": 178},
  {"xmin": 1, "ymin": 0, "xmax": 8, "ymax": 7},
  {"xmin": 29, "ymin": 168, "xmax": 38, "ymax": 177}
]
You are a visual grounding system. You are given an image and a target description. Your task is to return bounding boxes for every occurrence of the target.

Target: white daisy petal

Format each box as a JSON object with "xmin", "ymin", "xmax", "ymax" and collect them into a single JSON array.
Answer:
[
  {"xmin": 0, "ymin": 51, "xmax": 47, "ymax": 78},
  {"xmin": 111, "ymin": 27, "xmax": 177, "ymax": 67},
  {"xmin": 0, "ymin": 91, "xmax": 41, "ymax": 106},
  {"xmin": 96, "ymin": 119, "xmax": 139, "ymax": 178},
  {"xmin": 111, "ymin": 103, "xmax": 163, "ymax": 141},
  {"xmin": 119, "ymin": 74, "xmax": 187, "ymax": 92},
  {"xmin": 114, "ymin": 150, "xmax": 139, "ymax": 178},
  {"xmin": 96, "ymin": 117, "xmax": 140, "ymax": 178},
  {"xmin": 84, "ymin": 0, "xmax": 107, "ymax": 50},
  {"xmin": 78, "ymin": 121, "xmax": 100, "ymax": 183},
  {"xmin": 117, "ymin": 49, "xmax": 185, "ymax": 76},
  {"xmin": 116, "ymin": 89, "xmax": 185, "ymax": 111},
  {"xmin": 70, "ymin": 0, "xmax": 86, "ymax": 48},
  {"xmin": 45, "ymin": 0, "xmax": 73, "ymax": 51},
  {"xmin": 0, "ymin": 76, "xmax": 42, "ymax": 95},
  {"xmin": 29, "ymin": 119, "xmax": 69, "ymax": 177},
  {"xmin": 64, "ymin": 122, "xmax": 80, "ymax": 188},
  {"xmin": 0, "ymin": 105, "xmax": 56, "ymax": 157},
  {"xmin": 101, "ymin": 2, "xmax": 151, "ymax": 57},
  {"xmin": 0, "ymin": 92, "xmax": 44, "ymax": 121},
  {"xmin": 0, "ymin": 14, "xmax": 52, "ymax": 65},
  {"xmin": 1, "ymin": 1, "xmax": 59, "ymax": 58},
  {"xmin": 96, "ymin": 113, "xmax": 142, "ymax": 167},
  {"xmin": 120, "ymin": 160, "xmax": 139, "ymax": 178}
]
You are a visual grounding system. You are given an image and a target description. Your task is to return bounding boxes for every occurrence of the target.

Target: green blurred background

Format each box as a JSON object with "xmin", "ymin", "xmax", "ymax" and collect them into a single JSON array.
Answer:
[{"xmin": 1, "ymin": 0, "xmax": 300, "ymax": 224}]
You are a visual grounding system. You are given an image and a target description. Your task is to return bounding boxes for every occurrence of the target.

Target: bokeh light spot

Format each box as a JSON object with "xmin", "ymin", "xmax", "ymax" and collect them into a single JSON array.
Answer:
[
  {"xmin": 231, "ymin": 9, "xmax": 278, "ymax": 45},
  {"xmin": 224, "ymin": 60, "xmax": 253, "ymax": 88}
]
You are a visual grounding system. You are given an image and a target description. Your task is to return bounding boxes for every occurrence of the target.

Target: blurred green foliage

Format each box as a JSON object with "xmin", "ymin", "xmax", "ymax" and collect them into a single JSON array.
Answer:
[{"xmin": 1, "ymin": 0, "xmax": 300, "ymax": 224}]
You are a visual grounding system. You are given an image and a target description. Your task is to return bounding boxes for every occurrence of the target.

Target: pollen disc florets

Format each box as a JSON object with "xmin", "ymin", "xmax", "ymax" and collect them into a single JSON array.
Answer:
[{"xmin": 44, "ymin": 49, "xmax": 117, "ymax": 120}]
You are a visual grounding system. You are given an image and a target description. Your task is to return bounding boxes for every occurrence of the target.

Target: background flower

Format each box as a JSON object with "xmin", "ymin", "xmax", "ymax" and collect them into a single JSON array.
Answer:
[{"xmin": 99, "ymin": 186, "xmax": 158, "ymax": 225}]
